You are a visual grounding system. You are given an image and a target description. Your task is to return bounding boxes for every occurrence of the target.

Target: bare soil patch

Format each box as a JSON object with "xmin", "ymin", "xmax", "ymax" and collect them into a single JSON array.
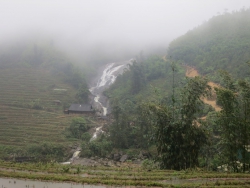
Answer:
[{"xmin": 185, "ymin": 66, "xmax": 221, "ymax": 111}]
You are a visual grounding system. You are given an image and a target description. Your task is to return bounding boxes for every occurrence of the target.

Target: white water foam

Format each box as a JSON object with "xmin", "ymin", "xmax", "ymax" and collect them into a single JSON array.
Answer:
[{"xmin": 90, "ymin": 62, "xmax": 130, "ymax": 116}]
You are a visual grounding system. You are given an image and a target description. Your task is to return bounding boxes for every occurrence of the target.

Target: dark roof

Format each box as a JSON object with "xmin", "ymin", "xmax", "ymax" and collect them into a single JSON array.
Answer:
[{"xmin": 69, "ymin": 104, "xmax": 93, "ymax": 112}]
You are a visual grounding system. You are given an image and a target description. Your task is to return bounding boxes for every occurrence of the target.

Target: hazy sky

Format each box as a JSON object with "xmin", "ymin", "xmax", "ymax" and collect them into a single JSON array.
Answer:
[{"xmin": 1, "ymin": 0, "xmax": 250, "ymax": 60}]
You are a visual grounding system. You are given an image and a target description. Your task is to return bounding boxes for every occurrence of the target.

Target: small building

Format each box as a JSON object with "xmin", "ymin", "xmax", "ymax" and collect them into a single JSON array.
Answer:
[{"xmin": 68, "ymin": 104, "xmax": 94, "ymax": 114}]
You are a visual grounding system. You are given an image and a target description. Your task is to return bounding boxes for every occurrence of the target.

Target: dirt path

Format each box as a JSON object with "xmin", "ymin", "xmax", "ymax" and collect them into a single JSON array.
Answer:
[
  {"xmin": 185, "ymin": 66, "xmax": 221, "ymax": 112},
  {"xmin": 186, "ymin": 66, "xmax": 199, "ymax": 77}
]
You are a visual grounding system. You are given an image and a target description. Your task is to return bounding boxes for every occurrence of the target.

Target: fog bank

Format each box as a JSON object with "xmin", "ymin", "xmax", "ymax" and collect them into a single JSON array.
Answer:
[{"xmin": 1, "ymin": 0, "xmax": 250, "ymax": 63}]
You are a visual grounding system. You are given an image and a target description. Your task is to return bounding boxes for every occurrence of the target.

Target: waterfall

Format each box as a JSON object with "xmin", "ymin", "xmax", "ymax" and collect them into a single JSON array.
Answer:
[
  {"xmin": 61, "ymin": 148, "xmax": 81, "ymax": 165},
  {"xmin": 89, "ymin": 60, "xmax": 132, "ymax": 141},
  {"xmin": 90, "ymin": 126, "xmax": 104, "ymax": 142},
  {"xmin": 62, "ymin": 60, "xmax": 132, "ymax": 164},
  {"xmin": 89, "ymin": 61, "xmax": 131, "ymax": 116}
]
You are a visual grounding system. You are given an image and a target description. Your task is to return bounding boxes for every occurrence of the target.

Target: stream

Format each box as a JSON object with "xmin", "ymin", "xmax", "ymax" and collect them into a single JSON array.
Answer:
[
  {"xmin": 62, "ymin": 60, "xmax": 132, "ymax": 164},
  {"xmin": 88, "ymin": 61, "xmax": 131, "ymax": 141},
  {"xmin": 61, "ymin": 147, "xmax": 81, "ymax": 165},
  {"xmin": 89, "ymin": 61, "xmax": 132, "ymax": 116}
]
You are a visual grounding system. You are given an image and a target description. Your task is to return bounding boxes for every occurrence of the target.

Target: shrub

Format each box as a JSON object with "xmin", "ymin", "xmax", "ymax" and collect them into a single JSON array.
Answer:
[
  {"xmin": 81, "ymin": 139, "xmax": 113, "ymax": 158},
  {"xmin": 142, "ymin": 159, "xmax": 159, "ymax": 170},
  {"xmin": 69, "ymin": 117, "xmax": 89, "ymax": 139},
  {"xmin": 81, "ymin": 132, "xmax": 91, "ymax": 142},
  {"xmin": 27, "ymin": 142, "xmax": 66, "ymax": 161}
]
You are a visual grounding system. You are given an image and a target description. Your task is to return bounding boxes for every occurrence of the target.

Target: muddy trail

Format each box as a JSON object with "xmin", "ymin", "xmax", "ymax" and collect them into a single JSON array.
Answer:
[{"xmin": 185, "ymin": 66, "xmax": 221, "ymax": 112}]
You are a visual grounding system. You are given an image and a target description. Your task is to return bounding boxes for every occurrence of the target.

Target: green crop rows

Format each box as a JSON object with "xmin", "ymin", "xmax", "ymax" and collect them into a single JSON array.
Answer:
[{"xmin": 0, "ymin": 68, "xmax": 81, "ymax": 148}]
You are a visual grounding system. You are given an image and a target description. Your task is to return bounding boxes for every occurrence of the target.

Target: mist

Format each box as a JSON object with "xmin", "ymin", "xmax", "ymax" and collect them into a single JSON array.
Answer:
[{"xmin": 1, "ymin": 0, "xmax": 250, "ymax": 64}]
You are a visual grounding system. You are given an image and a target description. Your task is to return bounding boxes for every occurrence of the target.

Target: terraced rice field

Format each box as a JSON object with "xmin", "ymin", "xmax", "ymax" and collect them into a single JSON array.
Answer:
[
  {"xmin": 0, "ymin": 105, "xmax": 74, "ymax": 147},
  {"xmin": 0, "ymin": 68, "xmax": 76, "ymax": 110},
  {"xmin": 0, "ymin": 68, "xmax": 87, "ymax": 148},
  {"xmin": 1, "ymin": 161, "xmax": 250, "ymax": 187}
]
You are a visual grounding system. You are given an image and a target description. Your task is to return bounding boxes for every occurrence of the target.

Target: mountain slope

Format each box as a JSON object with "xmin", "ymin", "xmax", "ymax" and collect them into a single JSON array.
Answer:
[
  {"xmin": 185, "ymin": 66, "xmax": 221, "ymax": 111},
  {"xmin": 168, "ymin": 8, "xmax": 250, "ymax": 79},
  {"xmin": 0, "ymin": 40, "xmax": 91, "ymax": 160}
]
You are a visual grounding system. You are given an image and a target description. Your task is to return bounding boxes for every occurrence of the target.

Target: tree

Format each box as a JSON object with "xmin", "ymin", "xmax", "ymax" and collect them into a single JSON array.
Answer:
[
  {"xmin": 215, "ymin": 71, "xmax": 250, "ymax": 172},
  {"xmin": 130, "ymin": 60, "xmax": 145, "ymax": 94},
  {"xmin": 238, "ymin": 79, "xmax": 250, "ymax": 172},
  {"xmin": 69, "ymin": 117, "xmax": 88, "ymax": 139},
  {"xmin": 77, "ymin": 82, "xmax": 90, "ymax": 103},
  {"xmin": 215, "ymin": 87, "xmax": 239, "ymax": 171},
  {"xmin": 109, "ymin": 100, "xmax": 127, "ymax": 148},
  {"xmin": 109, "ymin": 99, "xmax": 152, "ymax": 149},
  {"xmin": 151, "ymin": 76, "xmax": 209, "ymax": 170}
]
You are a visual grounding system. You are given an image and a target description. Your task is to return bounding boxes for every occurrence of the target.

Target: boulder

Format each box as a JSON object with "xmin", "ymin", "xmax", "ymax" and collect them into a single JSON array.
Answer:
[
  {"xmin": 138, "ymin": 151, "xmax": 151, "ymax": 159},
  {"xmin": 120, "ymin": 154, "xmax": 128, "ymax": 162},
  {"xmin": 133, "ymin": 159, "xmax": 142, "ymax": 164},
  {"xmin": 113, "ymin": 153, "xmax": 121, "ymax": 161}
]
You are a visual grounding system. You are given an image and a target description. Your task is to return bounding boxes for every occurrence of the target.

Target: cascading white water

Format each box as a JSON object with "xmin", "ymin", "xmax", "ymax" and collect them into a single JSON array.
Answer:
[
  {"xmin": 93, "ymin": 95, "xmax": 107, "ymax": 116},
  {"xmin": 89, "ymin": 60, "xmax": 132, "ymax": 141},
  {"xmin": 97, "ymin": 63, "xmax": 125, "ymax": 88},
  {"xmin": 62, "ymin": 61, "xmax": 132, "ymax": 164},
  {"xmin": 61, "ymin": 148, "xmax": 81, "ymax": 165},
  {"xmin": 90, "ymin": 61, "xmax": 131, "ymax": 116},
  {"xmin": 90, "ymin": 126, "xmax": 104, "ymax": 142}
]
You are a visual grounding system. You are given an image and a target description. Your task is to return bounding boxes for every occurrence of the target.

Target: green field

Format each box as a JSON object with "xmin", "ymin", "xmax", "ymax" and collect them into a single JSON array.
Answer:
[
  {"xmin": 0, "ymin": 105, "xmax": 73, "ymax": 147},
  {"xmin": 1, "ymin": 161, "xmax": 250, "ymax": 187},
  {"xmin": 0, "ymin": 68, "xmax": 94, "ymax": 154},
  {"xmin": 0, "ymin": 68, "xmax": 76, "ymax": 109}
]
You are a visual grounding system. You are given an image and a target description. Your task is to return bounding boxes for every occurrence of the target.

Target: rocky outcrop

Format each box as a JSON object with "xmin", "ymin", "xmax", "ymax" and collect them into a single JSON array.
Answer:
[
  {"xmin": 113, "ymin": 153, "xmax": 121, "ymax": 161},
  {"xmin": 120, "ymin": 154, "xmax": 128, "ymax": 162},
  {"xmin": 72, "ymin": 150, "xmax": 151, "ymax": 166},
  {"xmin": 72, "ymin": 157, "xmax": 115, "ymax": 167}
]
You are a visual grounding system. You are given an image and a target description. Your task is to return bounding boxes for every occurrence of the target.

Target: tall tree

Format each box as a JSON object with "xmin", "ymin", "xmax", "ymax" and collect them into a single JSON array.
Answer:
[
  {"xmin": 151, "ymin": 76, "xmax": 209, "ymax": 170},
  {"xmin": 238, "ymin": 79, "xmax": 250, "ymax": 172},
  {"xmin": 130, "ymin": 60, "xmax": 145, "ymax": 94},
  {"xmin": 215, "ymin": 71, "xmax": 250, "ymax": 172}
]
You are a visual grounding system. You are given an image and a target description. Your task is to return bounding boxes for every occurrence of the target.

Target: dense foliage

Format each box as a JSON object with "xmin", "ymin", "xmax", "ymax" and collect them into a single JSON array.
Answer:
[
  {"xmin": 211, "ymin": 71, "xmax": 250, "ymax": 172},
  {"xmin": 150, "ymin": 76, "xmax": 209, "ymax": 170},
  {"xmin": 105, "ymin": 55, "xmax": 184, "ymax": 104},
  {"xmin": 104, "ymin": 58, "xmax": 250, "ymax": 172},
  {"xmin": 168, "ymin": 8, "xmax": 250, "ymax": 79},
  {"xmin": 102, "ymin": 56, "xmax": 185, "ymax": 151},
  {"xmin": 103, "ymin": 28, "xmax": 250, "ymax": 171},
  {"xmin": 68, "ymin": 117, "xmax": 89, "ymax": 139},
  {"xmin": 27, "ymin": 142, "xmax": 66, "ymax": 161}
]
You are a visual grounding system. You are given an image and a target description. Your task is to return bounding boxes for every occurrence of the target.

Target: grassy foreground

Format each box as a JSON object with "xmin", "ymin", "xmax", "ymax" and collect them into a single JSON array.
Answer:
[{"xmin": 1, "ymin": 161, "xmax": 250, "ymax": 187}]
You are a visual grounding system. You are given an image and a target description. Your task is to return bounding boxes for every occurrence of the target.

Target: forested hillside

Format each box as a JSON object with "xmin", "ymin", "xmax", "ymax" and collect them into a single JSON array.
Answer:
[
  {"xmin": 105, "ymin": 56, "xmax": 185, "ymax": 104},
  {"xmin": 168, "ymin": 8, "xmax": 250, "ymax": 79},
  {"xmin": 91, "ymin": 9, "xmax": 250, "ymax": 171},
  {"xmin": 91, "ymin": 55, "xmax": 212, "ymax": 164}
]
